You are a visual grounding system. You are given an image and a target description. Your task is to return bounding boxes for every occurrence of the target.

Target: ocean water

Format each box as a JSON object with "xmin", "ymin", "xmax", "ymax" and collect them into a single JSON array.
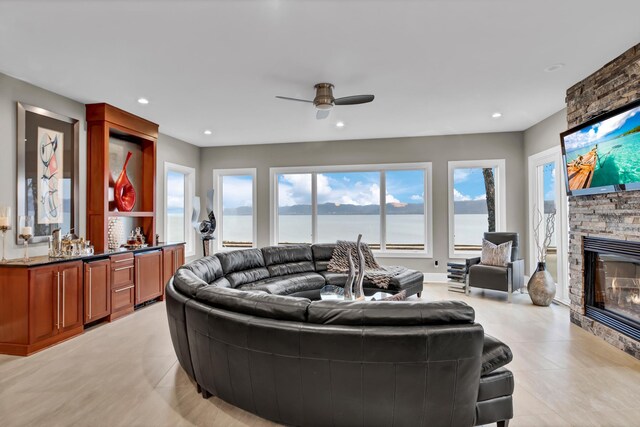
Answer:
[
  {"xmin": 566, "ymin": 132, "xmax": 640, "ymax": 187},
  {"xmin": 221, "ymin": 214, "xmax": 490, "ymax": 246}
]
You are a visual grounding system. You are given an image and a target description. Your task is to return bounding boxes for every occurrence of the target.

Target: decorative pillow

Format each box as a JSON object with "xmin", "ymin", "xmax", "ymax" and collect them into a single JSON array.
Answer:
[
  {"xmin": 480, "ymin": 239, "xmax": 512, "ymax": 267},
  {"xmin": 381, "ymin": 290, "xmax": 407, "ymax": 301}
]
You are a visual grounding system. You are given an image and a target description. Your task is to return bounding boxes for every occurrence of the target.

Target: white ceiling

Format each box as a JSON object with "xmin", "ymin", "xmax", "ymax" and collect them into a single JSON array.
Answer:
[{"xmin": 1, "ymin": 0, "xmax": 639, "ymax": 147}]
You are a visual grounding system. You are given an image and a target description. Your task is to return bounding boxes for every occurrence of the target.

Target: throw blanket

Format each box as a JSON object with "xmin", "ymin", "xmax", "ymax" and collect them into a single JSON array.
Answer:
[{"xmin": 326, "ymin": 240, "xmax": 405, "ymax": 289}]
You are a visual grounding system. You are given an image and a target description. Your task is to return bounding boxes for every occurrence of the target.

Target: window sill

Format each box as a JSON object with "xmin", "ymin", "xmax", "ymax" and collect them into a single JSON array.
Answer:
[{"xmin": 373, "ymin": 250, "xmax": 432, "ymax": 259}]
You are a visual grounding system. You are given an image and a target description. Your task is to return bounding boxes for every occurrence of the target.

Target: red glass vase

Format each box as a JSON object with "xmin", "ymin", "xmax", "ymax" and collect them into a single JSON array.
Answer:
[{"xmin": 114, "ymin": 151, "xmax": 136, "ymax": 212}]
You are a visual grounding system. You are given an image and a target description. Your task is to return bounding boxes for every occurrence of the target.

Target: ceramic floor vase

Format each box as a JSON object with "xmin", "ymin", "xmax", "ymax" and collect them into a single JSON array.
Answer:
[
  {"xmin": 114, "ymin": 151, "xmax": 136, "ymax": 212},
  {"xmin": 528, "ymin": 261, "xmax": 556, "ymax": 306}
]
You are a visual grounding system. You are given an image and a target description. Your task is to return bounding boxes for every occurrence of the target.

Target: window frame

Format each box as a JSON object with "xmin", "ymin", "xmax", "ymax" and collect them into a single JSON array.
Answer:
[
  {"xmin": 163, "ymin": 162, "xmax": 196, "ymax": 257},
  {"xmin": 212, "ymin": 168, "xmax": 258, "ymax": 251},
  {"xmin": 270, "ymin": 162, "xmax": 433, "ymax": 258},
  {"xmin": 447, "ymin": 159, "xmax": 506, "ymax": 258}
]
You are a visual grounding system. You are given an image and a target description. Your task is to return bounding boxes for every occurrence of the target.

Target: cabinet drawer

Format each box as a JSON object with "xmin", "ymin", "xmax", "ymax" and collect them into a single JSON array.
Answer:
[
  {"xmin": 111, "ymin": 263, "xmax": 134, "ymax": 288},
  {"xmin": 110, "ymin": 253, "xmax": 134, "ymax": 264},
  {"xmin": 111, "ymin": 285, "xmax": 135, "ymax": 312}
]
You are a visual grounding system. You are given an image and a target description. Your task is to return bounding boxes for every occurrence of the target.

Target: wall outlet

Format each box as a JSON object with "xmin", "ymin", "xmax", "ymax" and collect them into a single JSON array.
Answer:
[{"xmin": 434, "ymin": 260, "xmax": 439, "ymax": 267}]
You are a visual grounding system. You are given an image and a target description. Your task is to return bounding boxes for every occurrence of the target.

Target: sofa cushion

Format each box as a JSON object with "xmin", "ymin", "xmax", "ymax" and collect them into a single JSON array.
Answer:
[
  {"xmin": 312, "ymin": 243, "xmax": 335, "ymax": 272},
  {"xmin": 210, "ymin": 277, "xmax": 232, "ymax": 288},
  {"xmin": 262, "ymin": 245, "xmax": 315, "ymax": 277},
  {"xmin": 478, "ymin": 368, "xmax": 514, "ymax": 401},
  {"xmin": 481, "ymin": 334, "xmax": 513, "ymax": 375},
  {"xmin": 179, "ymin": 255, "xmax": 223, "ymax": 284},
  {"xmin": 238, "ymin": 272, "xmax": 326, "ymax": 295},
  {"xmin": 469, "ymin": 265, "xmax": 509, "ymax": 291},
  {"xmin": 194, "ymin": 286, "xmax": 311, "ymax": 322},
  {"xmin": 216, "ymin": 249, "xmax": 270, "ymax": 288},
  {"xmin": 307, "ymin": 300, "xmax": 475, "ymax": 326},
  {"xmin": 173, "ymin": 268, "xmax": 209, "ymax": 297}
]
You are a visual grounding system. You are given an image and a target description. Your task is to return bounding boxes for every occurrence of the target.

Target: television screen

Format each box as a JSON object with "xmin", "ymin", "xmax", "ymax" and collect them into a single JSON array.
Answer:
[{"xmin": 561, "ymin": 99, "xmax": 640, "ymax": 196}]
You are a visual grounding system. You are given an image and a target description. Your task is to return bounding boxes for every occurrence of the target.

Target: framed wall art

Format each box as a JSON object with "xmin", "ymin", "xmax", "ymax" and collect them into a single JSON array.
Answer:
[{"xmin": 16, "ymin": 103, "xmax": 79, "ymax": 244}]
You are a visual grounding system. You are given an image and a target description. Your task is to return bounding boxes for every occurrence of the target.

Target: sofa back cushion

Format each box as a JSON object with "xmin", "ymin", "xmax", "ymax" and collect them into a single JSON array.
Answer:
[
  {"xmin": 262, "ymin": 245, "xmax": 315, "ymax": 277},
  {"xmin": 179, "ymin": 255, "xmax": 223, "ymax": 284},
  {"xmin": 307, "ymin": 300, "xmax": 475, "ymax": 326},
  {"xmin": 173, "ymin": 268, "xmax": 209, "ymax": 297},
  {"xmin": 216, "ymin": 248, "xmax": 270, "ymax": 288},
  {"xmin": 194, "ymin": 286, "xmax": 311, "ymax": 322},
  {"xmin": 312, "ymin": 243, "xmax": 336, "ymax": 272}
]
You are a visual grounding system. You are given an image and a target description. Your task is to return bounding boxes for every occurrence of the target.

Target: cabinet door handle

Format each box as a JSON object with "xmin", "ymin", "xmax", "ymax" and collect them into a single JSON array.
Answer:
[
  {"xmin": 113, "ymin": 258, "xmax": 132, "ymax": 264},
  {"xmin": 62, "ymin": 270, "xmax": 66, "ymax": 328},
  {"xmin": 136, "ymin": 259, "xmax": 140, "ymax": 302},
  {"xmin": 114, "ymin": 265, "xmax": 134, "ymax": 272},
  {"xmin": 115, "ymin": 285, "xmax": 134, "ymax": 293},
  {"xmin": 56, "ymin": 272, "xmax": 60, "ymax": 330},
  {"xmin": 88, "ymin": 267, "xmax": 92, "ymax": 320}
]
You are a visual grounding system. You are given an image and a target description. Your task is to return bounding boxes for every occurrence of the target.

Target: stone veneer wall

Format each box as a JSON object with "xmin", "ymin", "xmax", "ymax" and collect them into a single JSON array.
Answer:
[{"xmin": 566, "ymin": 43, "xmax": 640, "ymax": 358}]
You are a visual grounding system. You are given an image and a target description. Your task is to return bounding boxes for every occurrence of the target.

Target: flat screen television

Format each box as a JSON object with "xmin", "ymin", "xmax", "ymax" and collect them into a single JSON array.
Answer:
[{"xmin": 561, "ymin": 99, "xmax": 640, "ymax": 196}]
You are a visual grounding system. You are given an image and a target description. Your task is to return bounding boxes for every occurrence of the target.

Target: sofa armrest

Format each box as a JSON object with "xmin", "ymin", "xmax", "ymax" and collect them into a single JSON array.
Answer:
[{"xmin": 507, "ymin": 259, "xmax": 525, "ymax": 291}]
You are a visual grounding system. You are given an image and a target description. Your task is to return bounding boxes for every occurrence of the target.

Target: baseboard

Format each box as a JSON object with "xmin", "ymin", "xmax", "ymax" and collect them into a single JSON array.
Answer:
[{"xmin": 423, "ymin": 272, "xmax": 448, "ymax": 283}]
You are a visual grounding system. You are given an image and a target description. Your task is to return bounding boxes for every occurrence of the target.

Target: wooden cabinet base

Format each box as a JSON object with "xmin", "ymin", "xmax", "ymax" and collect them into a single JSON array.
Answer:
[{"xmin": 0, "ymin": 325, "xmax": 83, "ymax": 356}]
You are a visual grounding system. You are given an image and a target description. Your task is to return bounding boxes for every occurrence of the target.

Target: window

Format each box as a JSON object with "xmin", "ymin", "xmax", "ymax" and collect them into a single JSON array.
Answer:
[
  {"xmin": 271, "ymin": 163, "xmax": 432, "ymax": 256},
  {"xmin": 448, "ymin": 159, "xmax": 506, "ymax": 258},
  {"xmin": 213, "ymin": 169, "xmax": 257, "ymax": 250},
  {"xmin": 164, "ymin": 162, "xmax": 196, "ymax": 256}
]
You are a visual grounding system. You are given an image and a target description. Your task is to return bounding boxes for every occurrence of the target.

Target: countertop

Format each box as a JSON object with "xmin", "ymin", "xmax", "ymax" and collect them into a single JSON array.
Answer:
[{"xmin": 0, "ymin": 242, "xmax": 185, "ymax": 268}]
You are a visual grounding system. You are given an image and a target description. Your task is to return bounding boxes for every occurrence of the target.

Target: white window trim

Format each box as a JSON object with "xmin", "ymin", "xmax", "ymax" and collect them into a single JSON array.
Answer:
[
  {"xmin": 448, "ymin": 159, "xmax": 507, "ymax": 259},
  {"xmin": 527, "ymin": 146, "xmax": 569, "ymax": 303},
  {"xmin": 164, "ymin": 162, "xmax": 196, "ymax": 257},
  {"xmin": 269, "ymin": 162, "xmax": 433, "ymax": 258},
  {"xmin": 212, "ymin": 168, "xmax": 258, "ymax": 251}
]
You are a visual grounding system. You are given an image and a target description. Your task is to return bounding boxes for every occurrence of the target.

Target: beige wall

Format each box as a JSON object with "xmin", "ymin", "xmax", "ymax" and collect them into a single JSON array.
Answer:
[
  {"xmin": 0, "ymin": 72, "xmax": 198, "ymax": 260},
  {"xmin": 199, "ymin": 132, "xmax": 527, "ymax": 273},
  {"xmin": 523, "ymin": 108, "xmax": 567, "ymax": 158}
]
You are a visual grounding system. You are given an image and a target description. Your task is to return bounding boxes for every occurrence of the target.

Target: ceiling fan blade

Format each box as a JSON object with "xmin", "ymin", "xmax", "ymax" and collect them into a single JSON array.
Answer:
[
  {"xmin": 275, "ymin": 96, "xmax": 314, "ymax": 103},
  {"xmin": 334, "ymin": 95, "xmax": 375, "ymax": 105},
  {"xmin": 316, "ymin": 109, "xmax": 330, "ymax": 120}
]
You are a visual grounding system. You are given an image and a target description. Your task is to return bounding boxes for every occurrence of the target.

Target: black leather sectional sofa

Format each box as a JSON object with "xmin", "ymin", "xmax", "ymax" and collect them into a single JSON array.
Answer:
[{"xmin": 165, "ymin": 244, "xmax": 515, "ymax": 427}]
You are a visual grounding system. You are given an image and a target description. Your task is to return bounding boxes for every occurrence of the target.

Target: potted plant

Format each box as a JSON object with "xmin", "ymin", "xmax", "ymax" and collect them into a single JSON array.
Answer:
[{"xmin": 528, "ymin": 207, "xmax": 557, "ymax": 306}]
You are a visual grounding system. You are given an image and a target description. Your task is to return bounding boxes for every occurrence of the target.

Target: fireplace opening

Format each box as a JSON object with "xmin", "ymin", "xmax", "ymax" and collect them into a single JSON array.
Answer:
[{"xmin": 584, "ymin": 237, "xmax": 640, "ymax": 341}]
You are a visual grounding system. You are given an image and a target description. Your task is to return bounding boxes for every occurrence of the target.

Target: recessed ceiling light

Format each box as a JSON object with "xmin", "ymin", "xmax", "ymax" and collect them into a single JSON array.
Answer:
[
  {"xmin": 492, "ymin": 112, "xmax": 502, "ymax": 118},
  {"xmin": 336, "ymin": 121, "xmax": 345, "ymax": 128},
  {"xmin": 137, "ymin": 97, "xmax": 149, "ymax": 105},
  {"xmin": 203, "ymin": 130, "xmax": 212, "ymax": 135},
  {"xmin": 544, "ymin": 63, "xmax": 565, "ymax": 72}
]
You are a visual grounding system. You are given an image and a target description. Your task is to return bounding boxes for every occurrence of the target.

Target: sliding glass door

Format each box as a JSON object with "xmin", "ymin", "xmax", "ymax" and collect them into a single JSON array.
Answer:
[{"xmin": 528, "ymin": 147, "xmax": 569, "ymax": 302}]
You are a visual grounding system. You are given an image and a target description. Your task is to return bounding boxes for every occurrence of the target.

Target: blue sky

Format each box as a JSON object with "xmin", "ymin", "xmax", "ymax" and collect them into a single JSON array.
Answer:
[
  {"xmin": 277, "ymin": 170, "xmax": 425, "ymax": 207},
  {"xmin": 453, "ymin": 168, "xmax": 491, "ymax": 201},
  {"xmin": 564, "ymin": 105, "xmax": 640, "ymax": 152}
]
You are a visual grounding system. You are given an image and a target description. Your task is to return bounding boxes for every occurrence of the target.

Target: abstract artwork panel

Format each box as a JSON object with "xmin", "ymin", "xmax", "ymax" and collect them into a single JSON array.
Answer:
[{"xmin": 36, "ymin": 126, "xmax": 64, "ymax": 224}]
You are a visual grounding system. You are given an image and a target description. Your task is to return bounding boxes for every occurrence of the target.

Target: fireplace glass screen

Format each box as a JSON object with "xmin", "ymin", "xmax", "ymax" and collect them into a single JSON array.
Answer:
[{"xmin": 594, "ymin": 254, "xmax": 640, "ymax": 323}]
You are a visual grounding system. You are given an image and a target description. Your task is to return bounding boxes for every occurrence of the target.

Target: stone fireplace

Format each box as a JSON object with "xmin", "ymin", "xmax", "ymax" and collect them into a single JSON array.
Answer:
[
  {"xmin": 567, "ymin": 43, "xmax": 640, "ymax": 358},
  {"xmin": 583, "ymin": 237, "xmax": 640, "ymax": 342}
]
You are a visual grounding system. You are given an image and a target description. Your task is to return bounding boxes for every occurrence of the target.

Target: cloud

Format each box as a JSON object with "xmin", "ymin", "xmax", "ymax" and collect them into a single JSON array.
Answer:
[
  {"xmin": 222, "ymin": 176, "xmax": 253, "ymax": 208},
  {"xmin": 410, "ymin": 194, "xmax": 423, "ymax": 202},
  {"xmin": 454, "ymin": 169, "xmax": 472, "ymax": 183},
  {"xmin": 386, "ymin": 193, "xmax": 400, "ymax": 204},
  {"xmin": 278, "ymin": 174, "xmax": 312, "ymax": 206},
  {"xmin": 565, "ymin": 105, "xmax": 640, "ymax": 151},
  {"xmin": 474, "ymin": 194, "xmax": 487, "ymax": 201},
  {"xmin": 454, "ymin": 189, "xmax": 471, "ymax": 201},
  {"xmin": 167, "ymin": 173, "xmax": 185, "ymax": 209}
]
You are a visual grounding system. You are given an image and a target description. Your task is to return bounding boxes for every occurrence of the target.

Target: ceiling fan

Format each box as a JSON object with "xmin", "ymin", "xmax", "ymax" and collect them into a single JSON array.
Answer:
[{"xmin": 276, "ymin": 83, "xmax": 374, "ymax": 120}]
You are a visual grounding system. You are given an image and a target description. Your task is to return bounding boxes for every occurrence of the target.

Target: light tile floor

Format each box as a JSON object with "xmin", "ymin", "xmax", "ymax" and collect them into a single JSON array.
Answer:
[{"xmin": 1, "ymin": 283, "xmax": 639, "ymax": 426}]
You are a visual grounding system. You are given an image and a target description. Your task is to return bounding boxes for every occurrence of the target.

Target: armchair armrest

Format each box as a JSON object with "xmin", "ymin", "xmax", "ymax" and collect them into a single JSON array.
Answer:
[
  {"xmin": 466, "ymin": 257, "xmax": 481, "ymax": 268},
  {"xmin": 507, "ymin": 259, "xmax": 525, "ymax": 291}
]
